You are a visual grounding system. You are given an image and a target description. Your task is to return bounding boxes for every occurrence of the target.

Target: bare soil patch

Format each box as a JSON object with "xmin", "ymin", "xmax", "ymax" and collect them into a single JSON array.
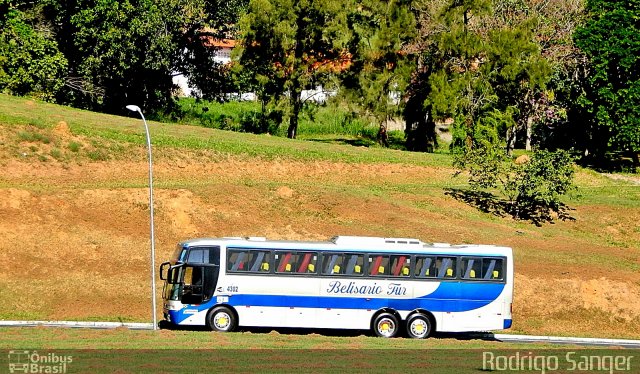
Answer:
[{"xmin": 1, "ymin": 147, "xmax": 639, "ymax": 338}]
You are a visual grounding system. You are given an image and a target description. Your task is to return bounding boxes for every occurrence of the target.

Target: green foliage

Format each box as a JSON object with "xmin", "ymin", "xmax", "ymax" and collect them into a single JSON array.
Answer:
[
  {"xmin": 339, "ymin": 0, "xmax": 416, "ymax": 145},
  {"xmin": 179, "ymin": 0, "xmax": 250, "ymax": 100},
  {"xmin": 169, "ymin": 97, "xmax": 378, "ymax": 140},
  {"xmin": 453, "ymin": 144, "xmax": 509, "ymax": 190},
  {"xmin": 407, "ymin": 0, "xmax": 552, "ymax": 154},
  {"xmin": 574, "ymin": 0, "xmax": 640, "ymax": 165},
  {"xmin": 454, "ymin": 146, "xmax": 575, "ymax": 221},
  {"xmin": 68, "ymin": 141, "xmax": 82, "ymax": 152},
  {"xmin": 237, "ymin": 0, "xmax": 353, "ymax": 138},
  {"xmin": 0, "ymin": 8, "xmax": 67, "ymax": 100},
  {"xmin": 66, "ymin": 0, "xmax": 193, "ymax": 113},
  {"xmin": 513, "ymin": 149, "xmax": 575, "ymax": 212},
  {"xmin": 18, "ymin": 129, "xmax": 51, "ymax": 144},
  {"xmin": 296, "ymin": 103, "xmax": 377, "ymax": 139}
]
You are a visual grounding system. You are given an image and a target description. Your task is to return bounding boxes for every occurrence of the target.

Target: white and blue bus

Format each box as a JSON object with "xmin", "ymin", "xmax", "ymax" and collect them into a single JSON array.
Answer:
[{"xmin": 160, "ymin": 236, "xmax": 513, "ymax": 338}]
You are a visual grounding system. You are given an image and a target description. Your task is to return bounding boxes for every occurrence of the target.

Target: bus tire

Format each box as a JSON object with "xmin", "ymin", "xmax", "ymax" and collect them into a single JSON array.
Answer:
[
  {"xmin": 208, "ymin": 306, "xmax": 237, "ymax": 332},
  {"xmin": 406, "ymin": 313, "xmax": 432, "ymax": 339},
  {"xmin": 372, "ymin": 312, "xmax": 399, "ymax": 338}
]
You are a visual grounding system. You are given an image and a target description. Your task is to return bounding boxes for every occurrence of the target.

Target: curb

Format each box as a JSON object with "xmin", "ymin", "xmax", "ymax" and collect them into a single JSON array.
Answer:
[
  {"xmin": 0, "ymin": 320, "xmax": 154, "ymax": 330},
  {"xmin": 493, "ymin": 333, "xmax": 640, "ymax": 348}
]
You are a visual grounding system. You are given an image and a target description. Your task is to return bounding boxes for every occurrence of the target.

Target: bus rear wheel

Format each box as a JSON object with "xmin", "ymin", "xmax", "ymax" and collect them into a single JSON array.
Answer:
[
  {"xmin": 406, "ymin": 313, "xmax": 432, "ymax": 339},
  {"xmin": 373, "ymin": 313, "xmax": 399, "ymax": 338},
  {"xmin": 208, "ymin": 306, "xmax": 237, "ymax": 332}
]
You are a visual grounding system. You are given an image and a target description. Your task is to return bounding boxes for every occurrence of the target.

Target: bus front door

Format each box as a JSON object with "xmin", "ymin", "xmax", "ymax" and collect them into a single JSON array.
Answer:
[{"xmin": 180, "ymin": 265, "xmax": 219, "ymax": 305}]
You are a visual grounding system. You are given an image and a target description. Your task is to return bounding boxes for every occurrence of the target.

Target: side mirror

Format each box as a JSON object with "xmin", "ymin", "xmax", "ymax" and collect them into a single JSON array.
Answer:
[{"xmin": 159, "ymin": 262, "xmax": 170, "ymax": 280}]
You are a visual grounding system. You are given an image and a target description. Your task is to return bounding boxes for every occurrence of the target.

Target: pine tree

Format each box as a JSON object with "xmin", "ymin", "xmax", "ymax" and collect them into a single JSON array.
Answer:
[
  {"xmin": 406, "ymin": 0, "xmax": 551, "ymax": 153},
  {"xmin": 340, "ymin": 0, "xmax": 416, "ymax": 146},
  {"xmin": 237, "ymin": 0, "xmax": 352, "ymax": 138}
]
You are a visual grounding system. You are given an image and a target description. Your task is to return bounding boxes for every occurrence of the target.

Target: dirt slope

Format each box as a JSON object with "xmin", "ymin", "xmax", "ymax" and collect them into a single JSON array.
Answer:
[{"xmin": 1, "ymin": 137, "xmax": 639, "ymax": 338}]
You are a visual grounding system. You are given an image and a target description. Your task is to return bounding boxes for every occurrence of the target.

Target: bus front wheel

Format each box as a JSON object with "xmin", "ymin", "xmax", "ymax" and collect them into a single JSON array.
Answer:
[
  {"xmin": 373, "ymin": 313, "xmax": 399, "ymax": 338},
  {"xmin": 406, "ymin": 313, "xmax": 432, "ymax": 339},
  {"xmin": 208, "ymin": 306, "xmax": 237, "ymax": 332}
]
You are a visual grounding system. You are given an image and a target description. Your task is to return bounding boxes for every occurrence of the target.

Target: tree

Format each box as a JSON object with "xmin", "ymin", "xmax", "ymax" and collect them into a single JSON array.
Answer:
[
  {"xmin": 489, "ymin": 0, "xmax": 586, "ymax": 153},
  {"xmin": 406, "ymin": 0, "xmax": 553, "ymax": 153},
  {"xmin": 178, "ymin": 0, "xmax": 249, "ymax": 100},
  {"xmin": 42, "ymin": 0, "xmax": 244, "ymax": 113},
  {"xmin": 237, "ymin": 0, "xmax": 352, "ymax": 138},
  {"xmin": 574, "ymin": 0, "xmax": 640, "ymax": 167},
  {"xmin": 66, "ymin": 0, "xmax": 201, "ymax": 113},
  {"xmin": 0, "ymin": 4, "xmax": 67, "ymax": 100},
  {"xmin": 340, "ymin": 0, "xmax": 416, "ymax": 146}
]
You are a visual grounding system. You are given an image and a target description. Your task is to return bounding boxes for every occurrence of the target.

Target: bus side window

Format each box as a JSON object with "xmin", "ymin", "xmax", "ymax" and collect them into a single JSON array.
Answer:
[
  {"xmin": 276, "ymin": 252, "xmax": 294, "ymax": 273},
  {"xmin": 415, "ymin": 256, "xmax": 436, "ymax": 278},
  {"xmin": 345, "ymin": 254, "xmax": 364, "ymax": 275},
  {"xmin": 227, "ymin": 250, "xmax": 247, "ymax": 272},
  {"xmin": 390, "ymin": 255, "xmax": 410, "ymax": 277},
  {"xmin": 461, "ymin": 258, "xmax": 482, "ymax": 280},
  {"xmin": 248, "ymin": 251, "xmax": 272, "ymax": 272},
  {"xmin": 483, "ymin": 258, "xmax": 503, "ymax": 280},
  {"xmin": 295, "ymin": 252, "xmax": 318, "ymax": 274},
  {"xmin": 436, "ymin": 257, "xmax": 456, "ymax": 278},
  {"xmin": 369, "ymin": 255, "xmax": 390, "ymax": 276},
  {"xmin": 322, "ymin": 254, "xmax": 345, "ymax": 275}
]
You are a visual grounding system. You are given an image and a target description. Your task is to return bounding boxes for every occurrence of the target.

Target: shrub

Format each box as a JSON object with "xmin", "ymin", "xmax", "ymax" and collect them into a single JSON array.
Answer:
[{"xmin": 454, "ymin": 146, "xmax": 575, "ymax": 220}]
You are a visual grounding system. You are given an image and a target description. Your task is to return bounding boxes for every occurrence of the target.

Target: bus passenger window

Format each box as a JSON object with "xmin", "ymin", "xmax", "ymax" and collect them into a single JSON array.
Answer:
[
  {"xmin": 369, "ymin": 255, "xmax": 390, "ymax": 276},
  {"xmin": 482, "ymin": 258, "xmax": 503, "ymax": 280},
  {"xmin": 295, "ymin": 252, "xmax": 318, "ymax": 274},
  {"xmin": 322, "ymin": 254, "xmax": 345, "ymax": 275},
  {"xmin": 227, "ymin": 251, "xmax": 247, "ymax": 272},
  {"xmin": 247, "ymin": 251, "xmax": 271, "ymax": 272},
  {"xmin": 344, "ymin": 254, "xmax": 364, "ymax": 276},
  {"xmin": 276, "ymin": 252, "xmax": 294, "ymax": 273},
  {"xmin": 390, "ymin": 255, "xmax": 410, "ymax": 277},
  {"xmin": 415, "ymin": 256, "xmax": 436, "ymax": 278},
  {"xmin": 461, "ymin": 258, "xmax": 482, "ymax": 280},
  {"xmin": 436, "ymin": 257, "xmax": 456, "ymax": 278}
]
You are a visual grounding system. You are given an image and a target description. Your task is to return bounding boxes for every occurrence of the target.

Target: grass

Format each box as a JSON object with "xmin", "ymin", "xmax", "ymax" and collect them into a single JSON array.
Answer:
[
  {"xmin": 0, "ymin": 327, "xmax": 582, "ymax": 350},
  {"xmin": 3, "ymin": 328, "xmax": 624, "ymax": 373},
  {"xmin": 168, "ymin": 97, "xmax": 384, "ymax": 141},
  {"xmin": 0, "ymin": 94, "xmax": 449, "ymax": 166}
]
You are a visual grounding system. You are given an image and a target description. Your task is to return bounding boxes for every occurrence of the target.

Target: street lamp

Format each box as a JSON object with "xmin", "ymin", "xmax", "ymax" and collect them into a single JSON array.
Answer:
[{"xmin": 126, "ymin": 104, "xmax": 158, "ymax": 331}]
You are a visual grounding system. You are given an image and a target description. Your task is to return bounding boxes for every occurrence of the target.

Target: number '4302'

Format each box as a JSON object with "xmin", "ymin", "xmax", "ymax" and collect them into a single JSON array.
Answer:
[{"xmin": 226, "ymin": 286, "xmax": 238, "ymax": 292}]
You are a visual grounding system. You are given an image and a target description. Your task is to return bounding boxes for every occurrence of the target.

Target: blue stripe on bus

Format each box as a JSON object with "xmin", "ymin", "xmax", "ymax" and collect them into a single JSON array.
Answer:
[{"xmin": 169, "ymin": 282, "xmax": 505, "ymax": 325}]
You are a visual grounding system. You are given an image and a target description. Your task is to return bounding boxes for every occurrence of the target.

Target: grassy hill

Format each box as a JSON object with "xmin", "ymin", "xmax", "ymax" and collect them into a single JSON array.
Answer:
[{"xmin": 0, "ymin": 93, "xmax": 639, "ymax": 339}]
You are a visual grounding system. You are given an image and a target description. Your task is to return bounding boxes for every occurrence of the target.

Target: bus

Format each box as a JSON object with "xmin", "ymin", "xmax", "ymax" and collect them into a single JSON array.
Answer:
[{"xmin": 160, "ymin": 236, "xmax": 513, "ymax": 338}]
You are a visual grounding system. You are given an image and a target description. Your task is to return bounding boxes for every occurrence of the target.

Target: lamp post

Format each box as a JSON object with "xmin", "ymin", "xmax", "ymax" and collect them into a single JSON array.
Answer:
[{"xmin": 126, "ymin": 104, "xmax": 158, "ymax": 331}]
